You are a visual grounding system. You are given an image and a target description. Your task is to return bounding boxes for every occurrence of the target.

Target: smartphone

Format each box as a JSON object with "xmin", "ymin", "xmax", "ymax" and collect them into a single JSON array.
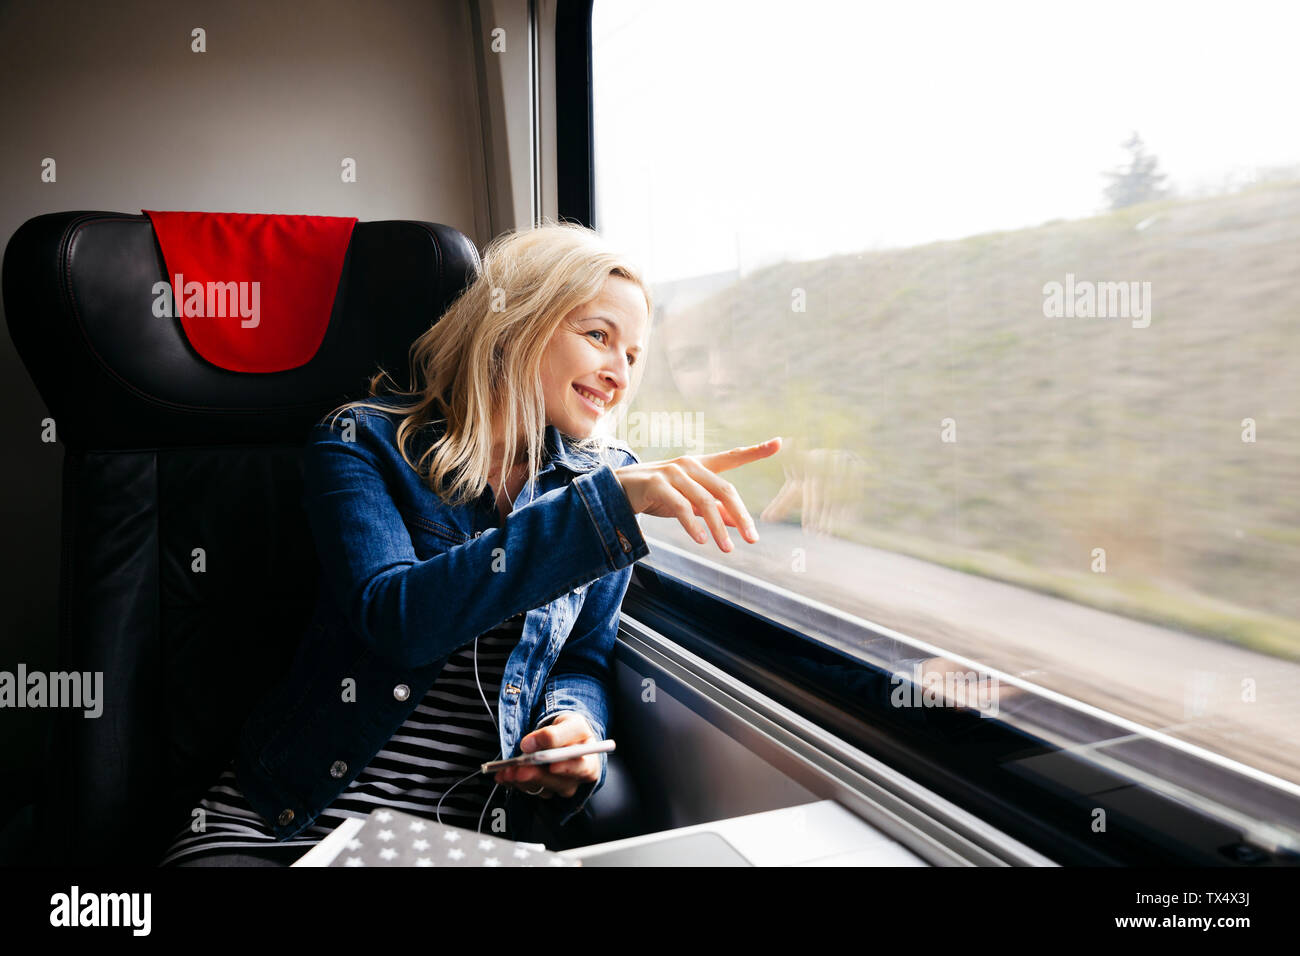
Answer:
[{"xmin": 481, "ymin": 739, "xmax": 615, "ymax": 774}]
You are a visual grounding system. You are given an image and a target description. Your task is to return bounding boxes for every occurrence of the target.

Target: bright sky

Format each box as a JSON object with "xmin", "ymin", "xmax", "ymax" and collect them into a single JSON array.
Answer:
[{"xmin": 592, "ymin": 0, "xmax": 1300, "ymax": 282}]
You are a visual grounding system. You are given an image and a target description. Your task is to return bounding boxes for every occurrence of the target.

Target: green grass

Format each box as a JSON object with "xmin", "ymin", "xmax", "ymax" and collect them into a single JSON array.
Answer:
[
  {"xmin": 633, "ymin": 179, "xmax": 1300, "ymax": 661},
  {"xmin": 834, "ymin": 522, "xmax": 1300, "ymax": 663}
]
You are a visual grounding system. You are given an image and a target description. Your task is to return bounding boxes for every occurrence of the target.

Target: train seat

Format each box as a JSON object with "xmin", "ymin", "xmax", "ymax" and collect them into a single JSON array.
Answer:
[{"xmin": 0, "ymin": 210, "xmax": 641, "ymax": 865}]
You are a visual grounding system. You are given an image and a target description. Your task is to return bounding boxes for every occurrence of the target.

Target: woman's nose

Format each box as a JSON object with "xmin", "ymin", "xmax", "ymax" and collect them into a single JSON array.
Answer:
[{"xmin": 601, "ymin": 361, "xmax": 629, "ymax": 392}]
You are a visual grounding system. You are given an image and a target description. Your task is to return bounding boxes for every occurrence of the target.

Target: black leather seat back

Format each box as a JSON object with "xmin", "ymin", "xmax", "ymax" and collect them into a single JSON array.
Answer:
[{"xmin": 3, "ymin": 211, "xmax": 480, "ymax": 865}]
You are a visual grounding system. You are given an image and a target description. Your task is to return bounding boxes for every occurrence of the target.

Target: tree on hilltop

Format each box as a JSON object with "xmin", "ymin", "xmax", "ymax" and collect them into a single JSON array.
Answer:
[{"xmin": 1103, "ymin": 131, "xmax": 1169, "ymax": 210}]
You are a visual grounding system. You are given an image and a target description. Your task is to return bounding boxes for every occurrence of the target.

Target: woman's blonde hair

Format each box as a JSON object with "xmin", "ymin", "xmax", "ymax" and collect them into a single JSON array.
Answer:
[{"xmin": 320, "ymin": 219, "xmax": 653, "ymax": 508}]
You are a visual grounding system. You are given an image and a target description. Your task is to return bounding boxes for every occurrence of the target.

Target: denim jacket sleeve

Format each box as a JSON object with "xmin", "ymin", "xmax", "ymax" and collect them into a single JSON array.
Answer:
[
  {"xmin": 527, "ymin": 544, "xmax": 637, "ymax": 827},
  {"xmin": 301, "ymin": 412, "xmax": 649, "ymax": 670}
]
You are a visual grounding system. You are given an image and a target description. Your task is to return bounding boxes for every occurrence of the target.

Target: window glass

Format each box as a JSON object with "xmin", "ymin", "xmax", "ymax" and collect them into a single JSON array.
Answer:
[{"xmin": 592, "ymin": 0, "xmax": 1300, "ymax": 790}]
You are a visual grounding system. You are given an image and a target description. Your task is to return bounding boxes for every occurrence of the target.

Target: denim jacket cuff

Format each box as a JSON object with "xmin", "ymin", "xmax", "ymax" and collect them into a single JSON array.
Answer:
[
  {"xmin": 571, "ymin": 464, "xmax": 650, "ymax": 573},
  {"xmin": 534, "ymin": 709, "xmax": 584, "ymax": 730}
]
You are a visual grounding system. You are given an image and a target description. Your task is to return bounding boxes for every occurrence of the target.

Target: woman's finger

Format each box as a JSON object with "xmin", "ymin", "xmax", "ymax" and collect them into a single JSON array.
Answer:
[
  {"xmin": 519, "ymin": 712, "xmax": 591, "ymax": 754},
  {"xmin": 663, "ymin": 461, "xmax": 734, "ymax": 552},
  {"xmin": 509, "ymin": 762, "xmax": 594, "ymax": 799},
  {"xmin": 697, "ymin": 437, "xmax": 782, "ymax": 475},
  {"xmin": 540, "ymin": 753, "xmax": 597, "ymax": 777},
  {"xmin": 515, "ymin": 756, "xmax": 599, "ymax": 786},
  {"xmin": 647, "ymin": 471, "xmax": 712, "ymax": 544},
  {"xmin": 677, "ymin": 458, "xmax": 759, "ymax": 544}
]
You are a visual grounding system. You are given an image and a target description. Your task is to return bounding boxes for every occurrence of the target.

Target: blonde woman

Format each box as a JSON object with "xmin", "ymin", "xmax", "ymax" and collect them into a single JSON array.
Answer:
[{"xmin": 159, "ymin": 220, "xmax": 780, "ymax": 866}]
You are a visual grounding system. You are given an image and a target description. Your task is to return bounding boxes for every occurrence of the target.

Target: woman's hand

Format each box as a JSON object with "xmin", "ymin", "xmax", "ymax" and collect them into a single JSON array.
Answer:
[
  {"xmin": 614, "ymin": 438, "xmax": 782, "ymax": 553},
  {"xmin": 493, "ymin": 712, "xmax": 599, "ymax": 799}
]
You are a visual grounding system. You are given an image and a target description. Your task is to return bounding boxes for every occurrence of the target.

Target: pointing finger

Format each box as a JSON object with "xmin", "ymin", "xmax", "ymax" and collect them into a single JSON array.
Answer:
[{"xmin": 699, "ymin": 437, "xmax": 782, "ymax": 474}]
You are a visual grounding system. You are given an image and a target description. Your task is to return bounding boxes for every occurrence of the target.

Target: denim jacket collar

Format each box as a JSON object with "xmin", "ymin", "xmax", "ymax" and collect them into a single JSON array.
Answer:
[
  {"xmin": 541, "ymin": 424, "xmax": 606, "ymax": 475},
  {"xmin": 417, "ymin": 412, "xmax": 607, "ymax": 477},
  {"xmin": 505, "ymin": 425, "xmax": 607, "ymax": 518},
  {"xmin": 410, "ymin": 413, "xmax": 612, "ymax": 523}
]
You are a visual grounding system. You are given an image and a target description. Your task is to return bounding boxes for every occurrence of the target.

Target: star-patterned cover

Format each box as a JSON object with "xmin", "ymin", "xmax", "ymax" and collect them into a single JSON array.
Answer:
[{"xmin": 326, "ymin": 808, "xmax": 581, "ymax": 867}]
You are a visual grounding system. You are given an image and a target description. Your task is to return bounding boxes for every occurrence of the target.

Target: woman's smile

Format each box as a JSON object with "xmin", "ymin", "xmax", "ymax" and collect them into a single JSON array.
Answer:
[
  {"xmin": 573, "ymin": 383, "xmax": 608, "ymax": 415},
  {"xmin": 538, "ymin": 274, "xmax": 648, "ymax": 437}
]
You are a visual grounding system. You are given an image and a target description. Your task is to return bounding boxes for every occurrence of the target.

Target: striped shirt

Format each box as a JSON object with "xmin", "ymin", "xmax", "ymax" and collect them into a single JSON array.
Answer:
[{"xmin": 159, "ymin": 616, "xmax": 522, "ymax": 866}]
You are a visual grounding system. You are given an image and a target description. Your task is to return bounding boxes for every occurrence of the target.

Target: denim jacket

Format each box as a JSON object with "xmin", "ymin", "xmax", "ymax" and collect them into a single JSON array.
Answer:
[{"xmin": 234, "ymin": 402, "xmax": 650, "ymax": 844}]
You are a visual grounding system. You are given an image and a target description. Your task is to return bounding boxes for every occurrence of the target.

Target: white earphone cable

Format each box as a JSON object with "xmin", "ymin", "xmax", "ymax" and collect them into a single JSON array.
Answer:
[{"xmin": 434, "ymin": 633, "xmax": 503, "ymax": 834}]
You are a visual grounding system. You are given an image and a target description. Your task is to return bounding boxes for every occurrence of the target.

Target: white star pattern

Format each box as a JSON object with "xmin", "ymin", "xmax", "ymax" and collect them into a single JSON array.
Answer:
[{"xmin": 328, "ymin": 809, "xmax": 577, "ymax": 867}]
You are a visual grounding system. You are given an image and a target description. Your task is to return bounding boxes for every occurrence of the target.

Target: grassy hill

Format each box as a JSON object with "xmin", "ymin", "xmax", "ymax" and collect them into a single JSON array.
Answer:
[{"xmin": 628, "ymin": 180, "xmax": 1300, "ymax": 660}]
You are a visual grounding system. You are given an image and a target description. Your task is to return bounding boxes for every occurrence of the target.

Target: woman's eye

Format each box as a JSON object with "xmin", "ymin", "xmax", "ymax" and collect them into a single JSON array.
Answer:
[{"xmin": 588, "ymin": 328, "xmax": 635, "ymax": 366}]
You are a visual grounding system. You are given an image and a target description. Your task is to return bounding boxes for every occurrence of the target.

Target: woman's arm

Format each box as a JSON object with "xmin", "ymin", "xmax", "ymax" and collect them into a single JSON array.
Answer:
[
  {"xmin": 301, "ymin": 411, "xmax": 649, "ymax": 670},
  {"xmin": 520, "ymin": 560, "xmax": 633, "ymax": 825}
]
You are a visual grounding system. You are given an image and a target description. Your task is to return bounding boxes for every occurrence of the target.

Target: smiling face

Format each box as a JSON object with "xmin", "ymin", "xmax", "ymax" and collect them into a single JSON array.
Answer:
[{"xmin": 539, "ymin": 274, "xmax": 649, "ymax": 439}]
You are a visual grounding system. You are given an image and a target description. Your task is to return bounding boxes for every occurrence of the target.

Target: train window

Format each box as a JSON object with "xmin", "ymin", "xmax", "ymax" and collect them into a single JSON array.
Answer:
[{"xmin": 591, "ymin": 0, "xmax": 1300, "ymax": 798}]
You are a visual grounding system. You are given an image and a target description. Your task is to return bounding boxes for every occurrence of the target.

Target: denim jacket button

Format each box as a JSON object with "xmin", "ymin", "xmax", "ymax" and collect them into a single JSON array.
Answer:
[
  {"xmin": 393, "ymin": 684, "xmax": 410, "ymax": 701},
  {"xmin": 277, "ymin": 808, "xmax": 295, "ymax": 826},
  {"xmin": 329, "ymin": 760, "xmax": 348, "ymax": 778}
]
